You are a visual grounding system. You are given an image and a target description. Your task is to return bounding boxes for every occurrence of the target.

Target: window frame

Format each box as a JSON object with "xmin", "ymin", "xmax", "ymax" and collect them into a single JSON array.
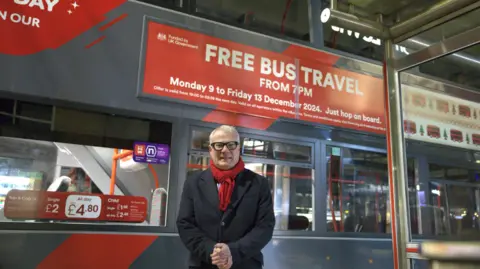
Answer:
[{"xmin": 183, "ymin": 122, "xmax": 320, "ymax": 236}]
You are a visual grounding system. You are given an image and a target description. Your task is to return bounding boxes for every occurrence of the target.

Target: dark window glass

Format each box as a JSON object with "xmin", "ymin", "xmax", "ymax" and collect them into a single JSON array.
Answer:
[
  {"xmin": 195, "ymin": 0, "xmax": 311, "ymax": 42},
  {"xmin": 187, "ymin": 154, "xmax": 314, "ymax": 231},
  {"xmin": 190, "ymin": 130, "xmax": 312, "ymax": 163},
  {"xmin": 325, "ymin": 146, "xmax": 418, "ymax": 234}
]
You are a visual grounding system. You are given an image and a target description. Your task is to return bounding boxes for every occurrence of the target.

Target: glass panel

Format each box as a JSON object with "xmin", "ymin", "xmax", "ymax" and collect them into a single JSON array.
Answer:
[
  {"xmin": 191, "ymin": 130, "xmax": 210, "ymax": 151},
  {"xmin": 186, "ymin": 155, "xmax": 314, "ymax": 231},
  {"xmin": 321, "ymin": 1, "xmax": 411, "ymax": 60},
  {"xmin": 136, "ymin": 0, "xmax": 181, "ymax": 8},
  {"xmin": 446, "ymin": 184, "xmax": 479, "ymax": 235},
  {"xmin": 325, "ymin": 146, "xmax": 417, "ymax": 234},
  {"xmin": 195, "ymin": 0, "xmax": 311, "ymax": 42},
  {"xmin": 243, "ymin": 138, "xmax": 311, "ymax": 163},
  {"xmin": 429, "ymin": 164, "xmax": 471, "ymax": 182},
  {"xmin": 428, "ymin": 181, "xmax": 449, "ymax": 236},
  {"xmin": 0, "ymin": 99, "xmax": 172, "ymax": 227},
  {"xmin": 397, "ymin": 8, "xmax": 480, "ymax": 55},
  {"xmin": 190, "ymin": 130, "xmax": 312, "ymax": 164},
  {"xmin": 398, "ymin": 19, "xmax": 480, "ymax": 241}
]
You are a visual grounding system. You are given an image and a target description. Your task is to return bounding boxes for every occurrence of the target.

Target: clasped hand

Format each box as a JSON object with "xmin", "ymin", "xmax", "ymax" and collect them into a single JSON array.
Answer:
[{"xmin": 210, "ymin": 243, "xmax": 233, "ymax": 269}]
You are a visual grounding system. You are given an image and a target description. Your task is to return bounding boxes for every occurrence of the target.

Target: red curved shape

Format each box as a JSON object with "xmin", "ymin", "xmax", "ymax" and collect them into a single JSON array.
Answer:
[{"xmin": 0, "ymin": 0, "xmax": 126, "ymax": 55}]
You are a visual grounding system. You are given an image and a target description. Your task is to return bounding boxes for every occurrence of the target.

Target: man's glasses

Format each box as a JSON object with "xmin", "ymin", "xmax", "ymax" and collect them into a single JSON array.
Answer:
[{"xmin": 210, "ymin": 141, "xmax": 239, "ymax": 151}]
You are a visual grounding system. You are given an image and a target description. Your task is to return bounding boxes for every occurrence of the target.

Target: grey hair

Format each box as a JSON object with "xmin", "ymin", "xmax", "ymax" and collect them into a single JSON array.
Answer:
[{"xmin": 209, "ymin": 125, "xmax": 240, "ymax": 144}]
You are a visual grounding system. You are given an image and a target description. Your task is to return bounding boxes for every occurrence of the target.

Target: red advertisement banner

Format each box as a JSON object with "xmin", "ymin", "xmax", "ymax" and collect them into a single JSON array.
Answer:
[
  {"xmin": 0, "ymin": 0, "xmax": 125, "ymax": 55},
  {"xmin": 4, "ymin": 190, "xmax": 147, "ymax": 223},
  {"xmin": 142, "ymin": 22, "xmax": 386, "ymax": 134}
]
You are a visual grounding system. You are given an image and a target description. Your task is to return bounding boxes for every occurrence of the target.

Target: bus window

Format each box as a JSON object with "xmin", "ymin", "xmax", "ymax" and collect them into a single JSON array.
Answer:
[
  {"xmin": 325, "ymin": 146, "xmax": 419, "ymax": 234},
  {"xmin": 412, "ymin": 94, "xmax": 426, "ymax": 108},
  {"xmin": 458, "ymin": 105, "xmax": 471, "ymax": 118},
  {"xmin": 450, "ymin": 129, "xmax": 463, "ymax": 143},
  {"xmin": 404, "ymin": 120, "xmax": 417, "ymax": 134},
  {"xmin": 188, "ymin": 129, "xmax": 314, "ymax": 231},
  {"xmin": 436, "ymin": 99, "xmax": 449, "ymax": 113},
  {"xmin": 427, "ymin": 125, "xmax": 441, "ymax": 139},
  {"xmin": 0, "ymin": 98, "xmax": 172, "ymax": 227},
  {"xmin": 195, "ymin": 0, "xmax": 311, "ymax": 42}
]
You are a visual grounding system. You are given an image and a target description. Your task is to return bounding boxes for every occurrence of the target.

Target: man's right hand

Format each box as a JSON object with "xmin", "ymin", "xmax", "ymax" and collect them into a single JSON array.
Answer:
[{"xmin": 211, "ymin": 244, "xmax": 233, "ymax": 269}]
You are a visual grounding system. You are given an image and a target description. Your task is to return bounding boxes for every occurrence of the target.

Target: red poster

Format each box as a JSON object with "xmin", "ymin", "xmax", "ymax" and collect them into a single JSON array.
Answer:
[
  {"xmin": 4, "ymin": 190, "xmax": 147, "ymax": 223},
  {"xmin": 0, "ymin": 0, "xmax": 125, "ymax": 55},
  {"xmin": 142, "ymin": 22, "xmax": 386, "ymax": 134}
]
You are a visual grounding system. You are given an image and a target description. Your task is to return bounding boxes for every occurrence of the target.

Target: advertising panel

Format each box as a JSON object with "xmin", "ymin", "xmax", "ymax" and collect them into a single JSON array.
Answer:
[
  {"xmin": 133, "ymin": 142, "xmax": 170, "ymax": 164},
  {"xmin": 0, "ymin": 0, "xmax": 126, "ymax": 55},
  {"xmin": 403, "ymin": 85, "xmax": 480, "ymax": 151},
  {"xmin": 140, "ymin": 21, "xmax": 386, "ymax": 134},
  {"xmin": 4, "ymin": 189, "xmax": 147, "ymax": 223}
]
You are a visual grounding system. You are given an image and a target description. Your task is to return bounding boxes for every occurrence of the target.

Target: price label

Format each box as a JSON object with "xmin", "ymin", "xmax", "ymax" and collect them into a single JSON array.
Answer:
[
  {"xmin": 65, "ymin": 195, "xmax": 102, "ymax": 219},
  {"xmin": 45, "ymin": 203, "xmax": 60, "ymax": 214}
]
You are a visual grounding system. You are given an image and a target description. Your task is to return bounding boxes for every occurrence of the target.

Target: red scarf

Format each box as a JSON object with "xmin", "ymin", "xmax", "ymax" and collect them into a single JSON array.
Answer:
[{"xmin": 210, "ymin": 158, "xmax": 245, "ymax": 211}]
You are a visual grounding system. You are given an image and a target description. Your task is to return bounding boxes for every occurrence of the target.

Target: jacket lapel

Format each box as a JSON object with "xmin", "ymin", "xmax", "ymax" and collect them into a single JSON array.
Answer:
[
  {"xmin": 227, "ymin": 170, "xmax": 252, "ymax": 212},
  {"xmin": 199, "ymin": 169, "xmax": 220, "ymax": 212}
]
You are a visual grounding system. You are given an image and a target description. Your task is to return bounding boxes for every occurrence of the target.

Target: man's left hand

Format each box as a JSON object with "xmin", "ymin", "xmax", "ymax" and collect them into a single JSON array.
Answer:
[{"xmin": 211, "ymin": 243, "xmax": 232, "ymax": 269}]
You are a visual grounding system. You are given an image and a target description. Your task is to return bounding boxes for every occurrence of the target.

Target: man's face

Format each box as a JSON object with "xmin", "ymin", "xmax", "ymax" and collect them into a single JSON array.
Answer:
[{"xmin": 209, "ymin": 130, "xmax": 240, "ymax": 170}]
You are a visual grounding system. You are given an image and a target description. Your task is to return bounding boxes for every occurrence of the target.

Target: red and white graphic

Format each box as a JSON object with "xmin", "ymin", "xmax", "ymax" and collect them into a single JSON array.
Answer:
[
  {"xmin": 0, "ymin": 0, "xmax": 126, "ymax": 55},
  {"xmin": 403, "ymin": 84, "xmax": 480, "ymax": 150},
  {"xmin": 135, "ymin": 144, "xmax": 146, "ymax": 156},
  {"xmin": 141, "ymin": 22, "xmax": 386, "ymax": 134},
  {"xmin": 3, "ymin": 189, "xmax": 147, "ymax": 222}
]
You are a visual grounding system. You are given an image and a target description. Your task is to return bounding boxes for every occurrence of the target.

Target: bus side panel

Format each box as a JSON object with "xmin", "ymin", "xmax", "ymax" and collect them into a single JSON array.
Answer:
[
  {"xmin": 0, "ymin": 1, "xmax": 295, "ymax": 130},
  {"xmin": 0, "ymin": 232, "xmax": 415, "ymax": 269},
  {"xmin": 0, "ymin": 232, "xmax": 71, "ymax": 269}
]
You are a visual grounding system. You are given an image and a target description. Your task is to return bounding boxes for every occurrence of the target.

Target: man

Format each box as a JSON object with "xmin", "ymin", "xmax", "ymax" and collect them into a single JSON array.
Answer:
[{"xmin": 177, "ymin": 125, "xmax": 275, "ymax": 269}]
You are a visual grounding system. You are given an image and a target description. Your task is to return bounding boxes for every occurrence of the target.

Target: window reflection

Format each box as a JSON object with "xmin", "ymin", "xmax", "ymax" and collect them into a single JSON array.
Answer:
[
  {"xmin": 428, "ymin": 177, "xmax": 480, "ymax": 236},
  {"xmin": 188, "ymin": 129, "xmax": 314, "ymax": 231},
  {"xmin": 326, "ymin": 146, "xmax": 417, "ymax": 234},
  {"xmin": 195, "ymin": 0, "xmax": 310, "ymax": 41},
  {"xmin": 242, "ymin": 138, "xmax": 311, "ymax": 163},
  {"xmin": 190, "ymin": 130, "xmax": 312, "ymax": 163}
]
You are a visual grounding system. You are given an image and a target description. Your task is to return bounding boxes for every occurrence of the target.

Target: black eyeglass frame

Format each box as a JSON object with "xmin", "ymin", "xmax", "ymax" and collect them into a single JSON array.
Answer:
[{"xmin": 210, "ymin": 141, "xmax": 239, "ymax": 151}]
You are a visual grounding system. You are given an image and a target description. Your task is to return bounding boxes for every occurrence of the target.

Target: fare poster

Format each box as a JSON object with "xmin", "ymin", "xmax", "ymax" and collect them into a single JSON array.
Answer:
[
  {"xmin": 4, "ymin": 190, "xmax": 147, "ymax": 223},
  {"xmin": 141, "ymin": 21, "xmax": 386, "ymax": 134}
]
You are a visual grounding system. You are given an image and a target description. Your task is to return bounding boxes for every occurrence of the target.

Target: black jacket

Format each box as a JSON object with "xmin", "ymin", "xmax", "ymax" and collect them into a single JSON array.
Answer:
[{"xmin": 176, "ymin": 168, "xmax": 275, "ymax": 269}]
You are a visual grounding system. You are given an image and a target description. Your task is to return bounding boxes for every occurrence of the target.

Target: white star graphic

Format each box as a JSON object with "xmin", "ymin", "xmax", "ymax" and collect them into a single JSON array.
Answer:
[
  {"xmin": 67, "ymin": 9, "xmax": 72, "ymax": 14},
  {"xmin": 71, "ymin": 2, "xmax": 79, "ymax": 9}
]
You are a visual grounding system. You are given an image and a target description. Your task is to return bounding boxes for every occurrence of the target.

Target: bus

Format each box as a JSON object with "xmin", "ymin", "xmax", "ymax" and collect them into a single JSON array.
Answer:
[
  {"xmin": 436, "ymin": 99, "xmax": 449, "ymax": 113},
  {"xmin": 472, "ymin": 134, "xmax": 480, "ymax": 146},
  {"xmin": 0, "ymin": 1, "xmax": 479, "ymax": 269},
  {"xmin": 450, "ymin": 129, "xmax": 464, "ymax": 143},
  {"xmin": 459, "ymin": 104, "xmax": 472, "ymax": 118},
  {"xmin": 412, "ymin": 94, "xmax": 427, "ymax": 108},
  {"xmin": 427, "ymin": 125, "xmax": 441, "ymax": 139},
  {"xmin": 404, "ymin": 120, "xmax": 417, "ymax": 134}
]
